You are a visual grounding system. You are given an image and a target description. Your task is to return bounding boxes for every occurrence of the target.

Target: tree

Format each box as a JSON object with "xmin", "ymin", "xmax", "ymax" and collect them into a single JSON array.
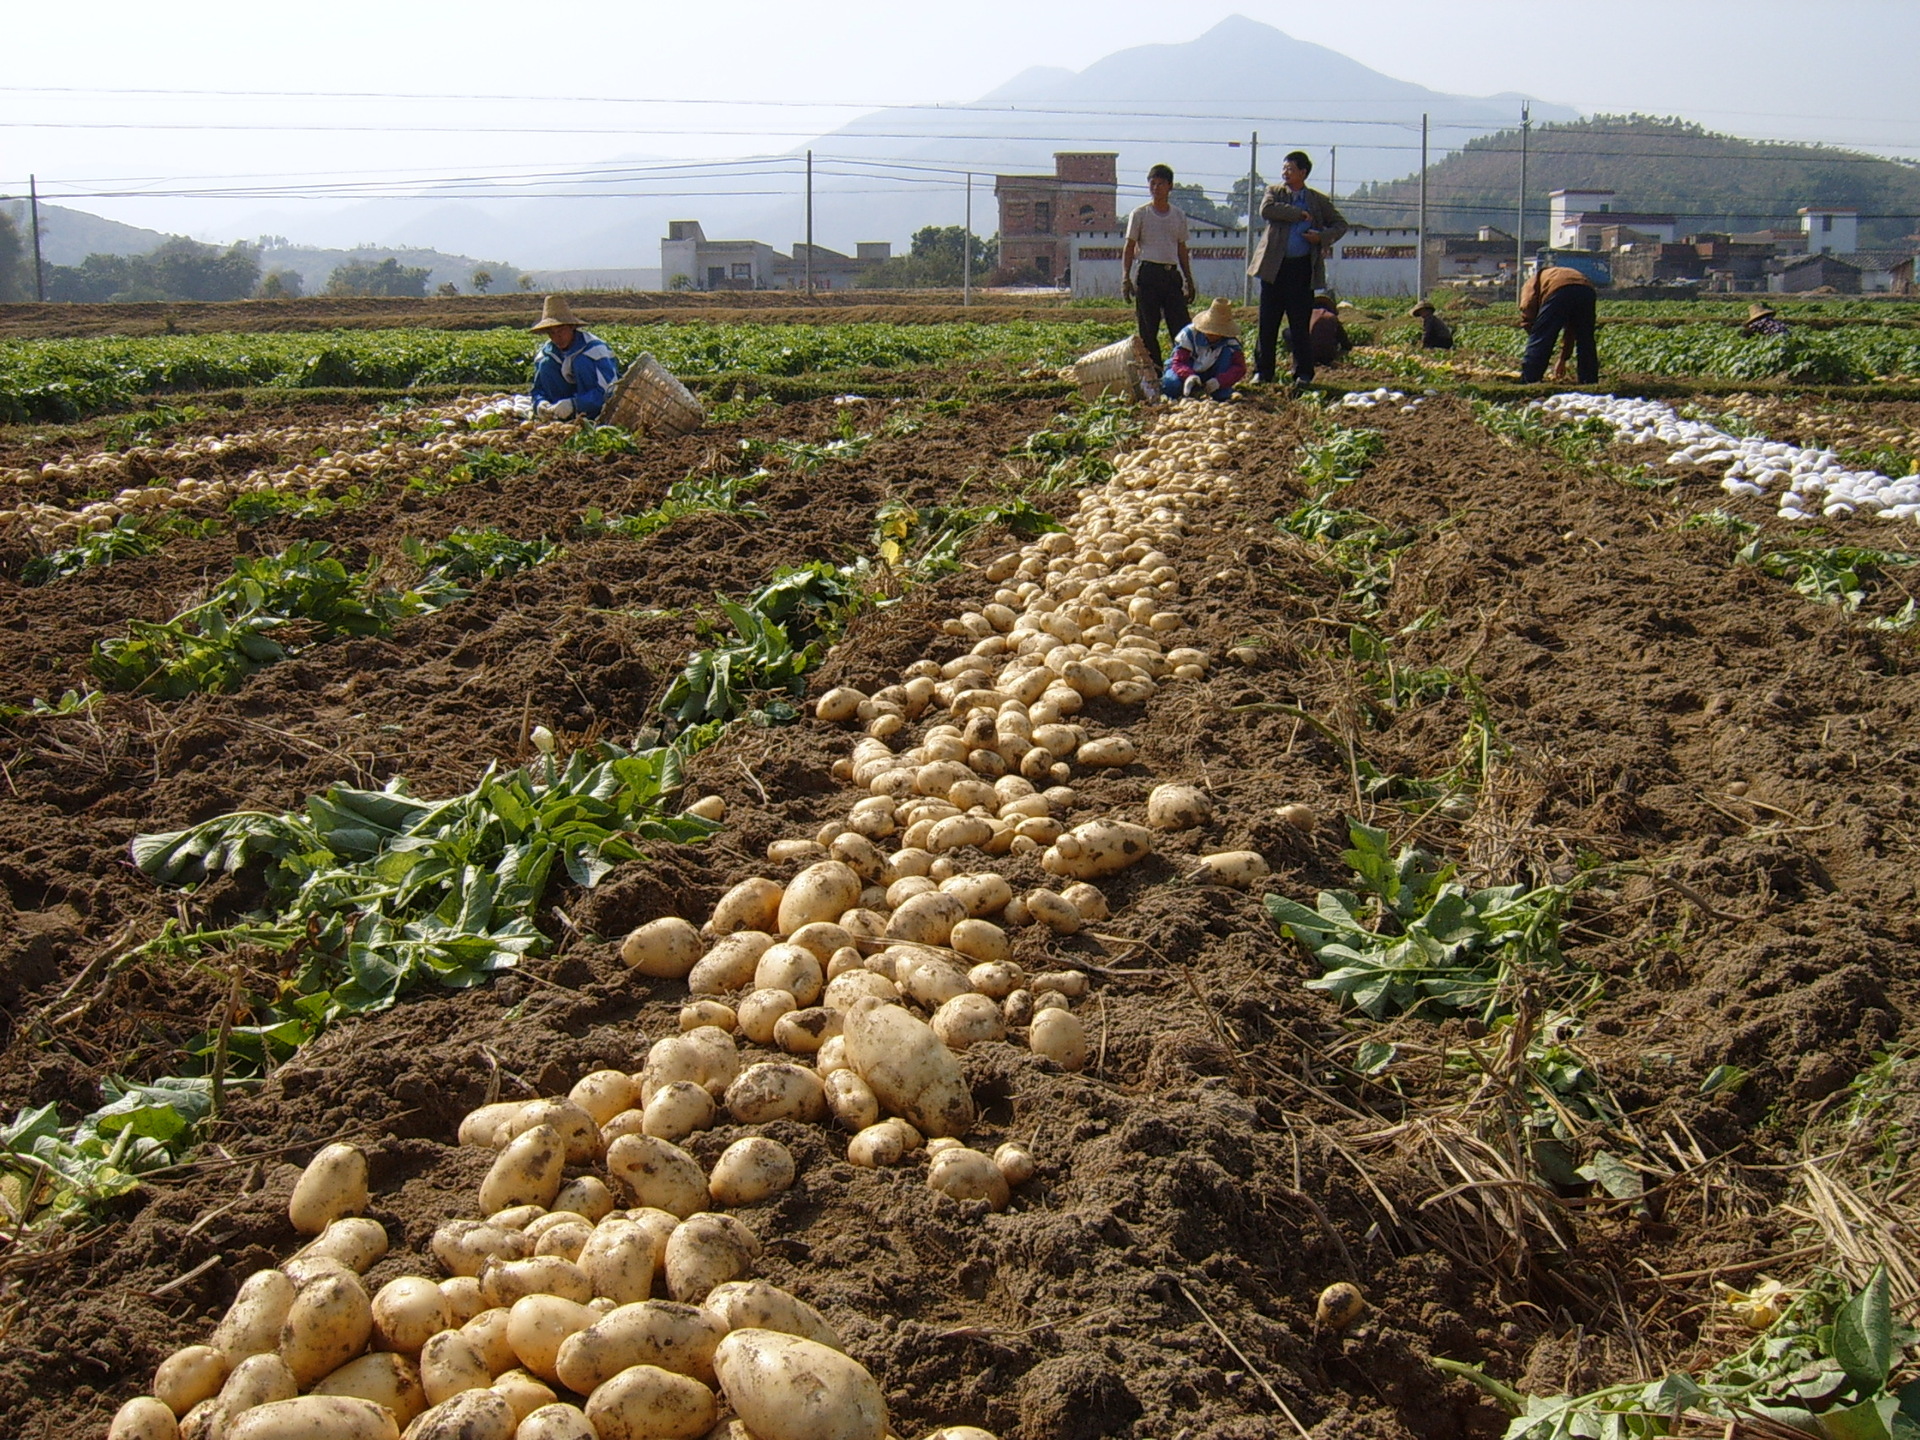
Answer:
[
  {"xmin": 0, "ymin": 211, "xmax": 30, "ymax": 301},
  {"xmin": 1226, "ymin": 171, "xmax": 1267, "ymax": 224},
  {"xmin": 324, "ymin": 256, "xmax": 431, "ymax": 298},
  {"xmin": 1172, "ymin": 183, "xmax": 1243, "ymax": 230},
  {"xmin": 858, "ymin": 226, "xmax": 998, "ymax": 288},
  {"xmin": 518, "ymin": 274, "xmax": 535, "ymax": 291},
  {"xmin": 259, "ymin": 268, "xmax": 304, "ymax": 299},
  {"xmin": 471, "ymin": 268, "xmax": 493, "ymax": 294}
]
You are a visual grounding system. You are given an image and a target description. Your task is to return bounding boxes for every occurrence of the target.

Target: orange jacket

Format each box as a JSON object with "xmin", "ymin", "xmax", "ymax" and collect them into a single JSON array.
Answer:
[{"xmin": 1519, "ymin": 266, "xmax": 1594, "ymax": 327}]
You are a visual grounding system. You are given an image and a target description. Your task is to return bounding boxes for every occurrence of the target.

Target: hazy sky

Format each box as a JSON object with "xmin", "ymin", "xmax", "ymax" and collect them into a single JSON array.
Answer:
[{"xmin": 4, "ymin": 0, "xmax": 1915, "ymax": 241}]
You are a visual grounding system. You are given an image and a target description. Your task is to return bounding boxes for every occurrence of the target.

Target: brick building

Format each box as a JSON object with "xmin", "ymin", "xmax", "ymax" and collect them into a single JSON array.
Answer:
[{"xmin": 994, "ymin": 153, "xmax": 1119, "ymax": 284}]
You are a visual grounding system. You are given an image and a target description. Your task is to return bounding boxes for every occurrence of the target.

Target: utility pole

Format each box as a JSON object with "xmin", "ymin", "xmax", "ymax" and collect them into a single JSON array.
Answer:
[
  {"xmin": 1517, "ymin": 105, "xmax": 1530, "ymax": 296},
  {"xmin": 804, "ymin": 150, "xmax": 814, "ymax": 298},
  {"xmin": 1243, "ymin": 132, "xmax": 1259, "ymax": 307},
  {"xmin": 29, "ymin": 174, "xmax": 45, "ymax": 302},
  {"xmin": 1329, "ymin": 146, "xmax": 1337, "ymax": 202},
  {"xmin": 963, "ymin": 173, "xmax": 972, "ymax": 307},
  {"xmin": 1416, "ymin": 115, "xmax": 1428, "ymax": 304}
]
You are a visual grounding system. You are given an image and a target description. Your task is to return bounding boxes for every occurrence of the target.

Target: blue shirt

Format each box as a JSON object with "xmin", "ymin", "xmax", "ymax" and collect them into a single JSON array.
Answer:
[
  {"xmin": 531, "ymin": 329, "xmax": 619, "ymax": 418},
  {"xmin": 1284, "ymin": 188, "xmax": 1314, "ymax": 259}
]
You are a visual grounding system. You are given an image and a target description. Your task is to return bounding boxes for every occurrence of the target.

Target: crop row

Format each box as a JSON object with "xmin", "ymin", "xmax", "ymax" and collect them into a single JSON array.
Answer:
[
  {"xmin": 0, "ymin": 322, "xmax": 1130, "ymax": 423},
  {"xmin": 1374, "ymin": 321, "xmax": 1920, "ymax": 383}
]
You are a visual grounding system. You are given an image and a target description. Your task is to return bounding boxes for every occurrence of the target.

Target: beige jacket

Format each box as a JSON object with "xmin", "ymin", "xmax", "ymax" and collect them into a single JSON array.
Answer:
[
  {"xmin": 1519, "ymin": 266, "xmax": 1595, "ymax": 327},
  {"xmin": 1247, "ymin": 186, "xmax": 1349, "ymax": 287}
]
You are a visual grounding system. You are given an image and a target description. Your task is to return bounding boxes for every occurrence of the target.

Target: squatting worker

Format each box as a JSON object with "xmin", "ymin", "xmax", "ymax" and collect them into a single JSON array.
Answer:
[
  {"xmin": 1162, "ymin": 298, "xmax": 1247, "ymax": 402},
  {"xmin": 1248, "ymin": 150, "xmax": 1348, "ymax": 387},
  {"xmin": 1121, "ymin": 163, "xmax": 1197, "ymax": 373},
  {"xmin": 530, "ymin": 294, "xmax": 620, "ymax": 420},
  {"xmin": 1412, "ymin": 300, "xmax": 1454, "ymax": 349},
  {"xmin": 1743, "ymin": 303, "xmax": 1791, "ymax": 338},
  {"xmin": 1308, "ymin": 290, "xmax": 1351, "ymax": 367},
  {"xmin": 1518, "ymin": 262, "xmax": 1599, "ymax": 385}
]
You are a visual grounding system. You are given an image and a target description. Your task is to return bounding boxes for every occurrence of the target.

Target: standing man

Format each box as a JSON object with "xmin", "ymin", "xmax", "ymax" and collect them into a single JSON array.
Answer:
[
  {"xmin": 1121, "ymin": 163, "xmax": 1196, "ymax": 373},
  {"xmin": 1518, "ymin": 262, "xmax": 1599, "ymax": 384},
  {"xmin": 1248, "ymin": 150, "xmax": 1348, "ymax": 386}
]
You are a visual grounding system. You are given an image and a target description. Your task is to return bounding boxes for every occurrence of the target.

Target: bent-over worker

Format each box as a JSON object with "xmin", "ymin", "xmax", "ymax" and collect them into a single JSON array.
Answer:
[
  {"xmin": 530, "ymin": 294, "xmax": 619, "ymax": 420},
  {"xmin": 1519, "ymin": 264, "xmax": 1599, "ymax": 384},
  {"xmin": 1412, "ymin": 300, "xmax": 1454, "ymax": 349},
  {"xmin": 1161, "ymin": 298, "xmax": 1247, "ymax": 402},
  {"xmin": 1743, "ymin": 303, "xmax": 1790, "ymax": 338}
]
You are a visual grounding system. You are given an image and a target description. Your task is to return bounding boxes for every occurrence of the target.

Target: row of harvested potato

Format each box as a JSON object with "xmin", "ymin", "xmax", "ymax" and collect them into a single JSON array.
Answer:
[
  {"xmin": 108, "ymin": 402, "xmax": 1258, "ymax": 1440},
  {"xmin": 0, "ymin": 395, "xmax": 568, "ymax": 545}
]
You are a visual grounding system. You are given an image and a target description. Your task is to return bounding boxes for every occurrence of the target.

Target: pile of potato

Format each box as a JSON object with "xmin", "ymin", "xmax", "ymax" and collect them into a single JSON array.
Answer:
[
  {"xmin": 0, "ymin": 396, "xmax": 571, "ymax": 545},
  {"xmin": 106, "ymin": 402, "xmax": 1264, "ymax": 1440}
]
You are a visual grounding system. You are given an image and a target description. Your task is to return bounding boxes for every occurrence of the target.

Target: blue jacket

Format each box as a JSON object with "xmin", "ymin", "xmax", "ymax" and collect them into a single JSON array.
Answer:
[{"xmin": 531, "ymin": 329, "xmax": 619, "ymax": 418}]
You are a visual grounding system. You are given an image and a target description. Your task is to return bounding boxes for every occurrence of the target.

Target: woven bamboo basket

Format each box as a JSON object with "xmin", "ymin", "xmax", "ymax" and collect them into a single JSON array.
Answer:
[
  {"xmin": 1061, "ymin": 334, "xmax": 1158, "ymax": 403},
  {"xmin": 602, "ymin": 353, "xmax": 705, "ymax": 436}
]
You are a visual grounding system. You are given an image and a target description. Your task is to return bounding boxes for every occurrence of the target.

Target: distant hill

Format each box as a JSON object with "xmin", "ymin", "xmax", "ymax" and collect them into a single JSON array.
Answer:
[
  {"xmin": 1342, "ymin": 116, "xmax": 1920, "ymax": 246},
  {"xmin": 0, "ymin": 201, "xmax": 169, "ymax": 265}
]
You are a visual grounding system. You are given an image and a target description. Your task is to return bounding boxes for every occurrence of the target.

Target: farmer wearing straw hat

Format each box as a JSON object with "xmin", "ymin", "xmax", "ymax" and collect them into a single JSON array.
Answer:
[
  {"xmin": 530, "ymin": 295, "xmax": 620, "ymax": 420},
  {"xmin": 1743, "ymin": 303, "xmax": 1790, "ymax": 338},
  {"xmin": 1162, "ymin": 299, "xmax": 1247, "ymax": 402},
  {"xmin": 1411, "ymin": 300, "xmax": 1454, "ymax": 349}
]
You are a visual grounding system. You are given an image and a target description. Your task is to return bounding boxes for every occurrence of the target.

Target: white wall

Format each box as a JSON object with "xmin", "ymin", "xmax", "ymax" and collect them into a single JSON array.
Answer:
[{"xmin": 1070, "ymin": 225, "xmax": 1421, "ymax": 300}]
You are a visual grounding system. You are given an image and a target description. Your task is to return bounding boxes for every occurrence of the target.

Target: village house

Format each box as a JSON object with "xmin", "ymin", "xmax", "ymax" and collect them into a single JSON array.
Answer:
[
  {"xmin": 994, "ymin": 153, "xmax": 1119, "ymax": 285},
  {"xmin": 659, "ymin": 221, "xmax": 891, "ymax": 291},
  {"xmin": 1549, "ymin": 189, "xmax": 1678, "ymax": 250}
]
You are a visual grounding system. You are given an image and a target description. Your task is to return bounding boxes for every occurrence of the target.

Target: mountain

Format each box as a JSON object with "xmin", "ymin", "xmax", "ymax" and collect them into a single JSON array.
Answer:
[
  {"xmin": 0, "ymin": 202, "xmax": 170, "ymax": 265},
  {"xmin": 210, "ymin": 15, "xmax": 1577, "ymax": 268},
  {"xmin": 1343, "ymin": 116, "xmax": 1920, "ymax": 247}
]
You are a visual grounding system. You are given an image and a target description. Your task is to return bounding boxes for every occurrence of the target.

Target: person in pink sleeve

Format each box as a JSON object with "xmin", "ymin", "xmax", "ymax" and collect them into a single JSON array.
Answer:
[{"xmin": 1161, "ymin": 298, "xmax": 1247, "ymax": 401}]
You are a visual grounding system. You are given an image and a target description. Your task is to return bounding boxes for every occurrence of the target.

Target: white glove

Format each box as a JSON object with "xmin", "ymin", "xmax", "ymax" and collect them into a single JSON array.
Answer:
[
  {"xmin": 536, "ymin": 397, "xmax": 576, "ymax": 420},
  {"xmin": 1182, "ymin": 375, "xmax": 1204, "ymax": 399},
  {"xmin": 1204, "ymin": 377, "xmax": 1221, "ymax": 394}
]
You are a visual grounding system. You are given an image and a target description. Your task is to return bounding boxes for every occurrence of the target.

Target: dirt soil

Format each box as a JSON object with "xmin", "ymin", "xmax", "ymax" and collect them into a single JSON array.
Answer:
[{"xmin": 0, "ymin": 379, "xmax": 1915, "ymax": 1440}]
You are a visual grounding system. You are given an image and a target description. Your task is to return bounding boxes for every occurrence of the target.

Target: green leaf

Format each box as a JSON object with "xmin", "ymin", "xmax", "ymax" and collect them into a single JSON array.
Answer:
[
  {"xmin": 1820, "ymin": 1396, "xmax": 1900, "ymax": 1440},
  {"xmin": 1577, "ymin": 1152, "xmax": 1646, "ymax": 1202},
  {"xmin": 1430, "ymin": 1356, "xmax": 1526, "ymax": 1416},
  {"xmin": 1835, "ymin": 1266, "xmax": 1894, "ymax": 1390}
]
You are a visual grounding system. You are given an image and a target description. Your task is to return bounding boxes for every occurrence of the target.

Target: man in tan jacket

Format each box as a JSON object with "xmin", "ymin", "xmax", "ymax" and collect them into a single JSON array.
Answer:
[
  {"xmin": 1518, "ymin": 263, "xmax": 1599, "ymax": 383},
  {"xmin": 1247, "ymin": 150, "xmax": 1348, "ymax": 385}
]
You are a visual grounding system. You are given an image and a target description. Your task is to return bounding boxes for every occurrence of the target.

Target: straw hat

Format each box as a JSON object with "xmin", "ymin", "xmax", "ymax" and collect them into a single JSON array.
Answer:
[
  {"xmin": 1747, "ymin": 303, "xmax": 1777, "ymax": 322},
  {"xmin": 1411, "ymin": 301, "xmax": 1436, "ymax": 317},
  {"xmin": 530, "ymin": 295, "xmax": 583, "ymax": 332},
  {"xmin": 1193, "ymin": 298, "xmax": 1240, "ymax": 338}
]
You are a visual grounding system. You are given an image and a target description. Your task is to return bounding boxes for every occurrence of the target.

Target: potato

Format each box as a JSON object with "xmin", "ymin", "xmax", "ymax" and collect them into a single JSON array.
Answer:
[
  {"xmin": 419, "ymin": 1330, "xmax": 492, "ymax": 1406},
  {"xmin": 838, "ymin": 908, "xmax": 888, "ymax": 940},
  {"xmin": 1191, "ymin": 850, "xmax": 1270, "ymax": 887},
  {"xmin": 371, "ymin": 1276, "xmax": 450, "ymax": 1355},
  {"xmin": 491, "ymin": 1371, "xmax": 557, "ymax": 1424},
  {"xmin": 218, "ymin": 1352, "xmax": 299, "ymax": 1413},
  {"xmin": 767, "ymin": 838, "xmax": 827, "ymax": 865},
  {"xmin": 926, "ymin": 815, "xmax": 993, "ymax": 855},
  {"xmin": 685, "ymin": 795, "xmax": 727, "ymax": 822},
  {"xmin": 931, "ymin": 994, "xmax": 1006, "ymax": 1051},
  {"xmin": 279, "ymin": 1271, "xmax": 373, "ymax": 1388},
  {"xmin": 533, "ymin": 1218, "xmax": 593, "ymax": 1261},
  {"xmin": 552, "ymin": 1175, "xmax": 616, "ymax": 1224},
  {"xmin": 885, "ymin": 891, "xmax": 968, "ymax": 947},
  {"xmin": 211, "ymin": 1269, "xmax": 297, "ymax": 1364},
  {"xmin": 1030, "ymin": 970, "xmax": 1089, "ymax": 998},
  {"xmin": 702, "ymin": 1280, "xmax": 845, "ymax": 1352},
  {"xmin": 882, "ymin": 848, "xmax": 932, "ymax": 883},
  {"xmin": 895, "ymin": 950, "xmax": 970, "ymax": 1010},
  {"xmin": 846, "ymin": 1124, "xmax": 906, "ymax": 1168},
  {"xmin": 462, "ymin": 1308, "xmax": 518, "ymax": 1377},
  {"xmin": 459, "ymin": 1101, "xmax": 526, "ymax": 1149},
  {"xmin": 754, "ymin": 943, "xmax": 825, "ymax": 1006},
  {"xmin": 775, "ymin": 862, "xmax": 862, "ymax": 936},
  {"xmin": 927, "ymin": 1148, "xmax": 1012, "ymax": 1211},
  {"xmin": 724, "ymin": 1063, "xmax": 828, "ymax": 1125},
  {"xmin": 312, "ymin": 1352, "xmax": 426, "ymax": 1426},
  {"xmin": 156, "ymin": 1345, "xmax": 229, "ymax": 1419},
  {"xmin": 687, "ymin": 932, "xmax": 775, "ymax": 994},
  {"xmin": 401, "ymin": 1390, "xmax": 515, "ymax": 1440},
  {"xmin": 479, "ymin": 1125, "xmax": 566, "ymax": 1215},
  {"xmin": 735, "ymin": 987, "xmax": 797, "ymax": 1047},
  {"xmin": 920, "ymin": 1428, "xmax": 999, "ymax": 1440},
  {"xmin": 571, "ymin": 1217, "xmax": 656, "ymax": 1307},
  {"xmin": 1023, "ymin": 889, "xmax": 1082, "ymax": 935},
  {"xmin": 1277, "ymin": 802, "xmax": 1317, "ymax": 831},
  {"xmin": 1146, "ymin": 783, "xmax": 1212, "ymax": 830},
  {"xmin": 481, "ymin": 1256, "xmax": 592, "ymax": 1309},
  {"xmin": 773, "ymin": 1005, "xmax": 841, "ymax": 1055},
  {"xmin": 295, "ymin": 1216, "xmax": 390, "ymax": 1276},
  {"xmin": 224, "ymin": 1397, "xmax": 399, "ymax": 1440},
  {"xmin": 621, "ymin": 917, "xmax": 703, "ymax": 978},
  {"xmin": 815, "ymin": 1034, "xmax": 851, "ymax": 1076},
  {"xmin": 1041, "ymin": 819, "xmax": 1154, "ymax": 880},
  {"xmin": 555, "ymin": 1301, "xmax": 728, "ymax": 1392},
  {"xmin": 708, "ymin": 1138, "xmax": 795, "ymax": 1207},
  {"xmin": 288, "ymin": 1143, "xmax": 368, "ymax": 1236},
  {"xmin": 843, "ymin": 999, "xmax": 974, "ymax": 1138},
  {"xmin": 712, "ymin": 1329, "xmax": 887, "ymax": 1440},
  {"xmin": 490, "ymin": 1205, "xmax": 546, "ymax": 1231},
  {"xmin": 885, "ymin": 875, "xmax": 935, "ymax": 909},
  {"xmin": 517, "ymin": 1403, "xmax": 597, "ymax": 1440},
  {"xmin": 640, "ymin": 1035, "xmax": 720, "ymax": 1104},
  {"xmin": 1029, "ymin": 1009, "xmax": 1090, "ymax": 1072},
  {"xmin": 432, "ymin": 1221, "xmax": 529, "ymax": 1279},
  {"xmin": 709, "ymin": 878, "xmax": 784, "ymax": 936},
  {"xmin": 815, "ymin": 687, "xmax": 865, "ymax": 723},
  {"xmin": 823, "ymin": 1068, "xmax": 880, "ymax": 1133},
  {"xmin": 109, "ymin": 1397, "xmax": 179, "ymax": 1440},
  {"xmin": 940, "ymin": 873, "xmax": 1012, "ymax": 919},
  {"xmin": 967, "ymin": 961, "xmax": 1022, "ymax": 999},
  {"xmin": 505, "ymin": 1294, "xmax": 598, "ymax": 1385},
  {"xmin": 664, "ymin": 1213, "xmax": 762, "ymax": 1303},
  {"xmin": 438, "ymin": 1276, "xmax": 485, "ymax": 1328},
  {"xmin": 606, "ymin": 1134, "xmax": 710, "ymax": 1218},
  {"xmin": 1058, "ymin": 882, "xmax": 1108, "ymax": 922},
  {"xmin": 948, "ymin": 919, "xmax": 1010, "ymax": 965},
  {"xmin": 993, "ymin": 1142, "xmax": 1036, "ymax": 1186},
  {"xmin": 585, "ymin": 1364, "xmax": 717, "ymax": 1440},
  {"xmin": 824, "ymin": 970, "xmax": 894, "ymax": 1010},
  {"xmin": 568, "ymin": 1070, "xmax": 638, "ymax": 1126},
  {"xmin": 642, "ymin": 1077, "xmax": 717, "ymax": 1143}
]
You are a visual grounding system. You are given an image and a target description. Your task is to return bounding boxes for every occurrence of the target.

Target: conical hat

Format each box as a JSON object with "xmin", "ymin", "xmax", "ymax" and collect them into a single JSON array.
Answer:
[
  {"xmin": 1192, "ymin": 298, "xmax": 1240, "ymax": 339},
  {"xmin": 531, "ymin": 295, "xmax": 583, "ymax": 332}
]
